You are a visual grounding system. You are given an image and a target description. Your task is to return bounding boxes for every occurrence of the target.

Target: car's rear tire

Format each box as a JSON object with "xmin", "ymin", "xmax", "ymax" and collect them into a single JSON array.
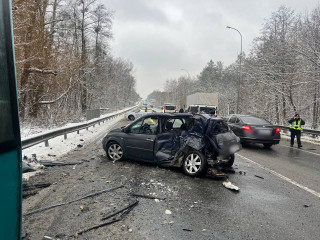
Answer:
[
  {"xmin": 263, "ymin": 143, "xmax": 272, "ymax": 149},
  {"xmin": 128, "ymin": 115, "xmax": 135, "ymax": 121},
  {"xmin": 106, "ymin": 142, "xmax": 123, "ymax": 161},
  {"xmin": 221, "ymin": 154, "xmax": 235, "ymax": 168},
  {"xmin": 182, "ymin": 150, "xmax": 208, "ymax": 177}
]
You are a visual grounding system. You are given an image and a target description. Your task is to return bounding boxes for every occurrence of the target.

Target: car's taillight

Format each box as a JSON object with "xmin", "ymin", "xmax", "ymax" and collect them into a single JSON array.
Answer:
[
  {"xmin": 275, "ymin": 128, "xmax": 280, "ymax": 133},
  {"xmin": 241, "ymin": 125, "xmax": 252, "ymax": 131}
]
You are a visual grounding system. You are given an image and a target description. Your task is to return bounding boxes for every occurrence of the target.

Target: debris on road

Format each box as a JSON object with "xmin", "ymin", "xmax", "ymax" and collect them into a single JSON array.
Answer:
[
  {"xmin": 131, "ymin": 193, "xmax": 166, "ymax": 200},
  {"xmin": 22, "ymin": 161, "xmax": 35, "ymax": 173},
  {"xmin": 303, "ymin": 204, "xmax": 311, "ymax": 208},
  {"xmin": 239, "ymin": 171, "xmax": 246, "ymax": 175},
  {"xmin": 22, "ymin": 233, "xmax": 30, "ymax": 240},
  {"xmin": 254, "ymin": 175, "xmax": 264, "ymax": 179},
  {"xmin": 23, "ymin": 183, "xmax": 51, "ymax": 191},
  {"xmin": 207, "ymin": 168, "xmax": 227, "ymax": 178},
  {"xmin": 39, "ymin": 160, "xmax": 83, "ymax": 167},
  {"xmin": 101, "ymin": 200, "xmax": 139, "ymax": 221},
  {"xmin": 79, "ymin": 200, "xmax": 138, "ymax": 235},
  {"xmin": 77, "ymin": 144, "xmax": 83, "ymax": 148},
  {"xmin": 220, "ymin": 167, "xmax": 236, "ymax": 174},
  {"xmin": 78, "ymin": 219, "xmax": 120, "ymax": 235},
  {"xmin": 222, "ymin": 181, "xmax": 240, "ymax": 192},
  {"xmin": 183, "ymin": 228, "xmax": 193, "ymax": 232},
  {"xmin": 165, "ymin": 209, "xmax": 172, "ymax": 215},
  {"xmin": 47, "ymin": 154, "xmax": 56, "ymax": 157},
  {"xmin": 23, "ymin": 185, "xmax": 124, "ymax": 216}
]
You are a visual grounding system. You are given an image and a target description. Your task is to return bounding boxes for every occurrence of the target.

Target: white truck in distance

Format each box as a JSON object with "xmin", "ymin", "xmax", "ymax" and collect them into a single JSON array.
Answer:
[{"xmin": 186, "ymin": 92, "xmax": 218, "ymax": 115}]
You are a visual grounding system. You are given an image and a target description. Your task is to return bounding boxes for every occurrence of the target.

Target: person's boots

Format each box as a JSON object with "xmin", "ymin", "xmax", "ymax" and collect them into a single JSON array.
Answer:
[{"xmin": 298, "ymin": 145, "xmax": 302, "ymax": 148}]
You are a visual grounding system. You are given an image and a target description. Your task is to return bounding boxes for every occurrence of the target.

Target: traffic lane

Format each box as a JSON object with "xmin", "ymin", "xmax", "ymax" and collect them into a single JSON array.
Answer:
[
  {"xmin": 238, "ymin": 141, "xmax": 320, "ymax": 194},
  {"xmin": 105, "ymin": 150, "xmax": 320, "ymax": 240}
]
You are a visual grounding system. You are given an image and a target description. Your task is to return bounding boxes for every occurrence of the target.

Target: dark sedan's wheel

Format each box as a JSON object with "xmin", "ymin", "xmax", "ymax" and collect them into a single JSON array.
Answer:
[
  {"xmin": 263, "ymin": 143, "xmax": 272, "ymax": 149},
  {"xmin": 128, "ymin": 115, "xmax": 135, "ymax": 121},
  {"xmin": 106, "ymin": 142, "xmax": 123, "ymax": 161},
  {"xmin": 182, "ymin": 150, "xmax": 208, "ymax": 177},
  {"xmin": 221, "ymin": 154, "xmax": 235, "ymax": 168}
]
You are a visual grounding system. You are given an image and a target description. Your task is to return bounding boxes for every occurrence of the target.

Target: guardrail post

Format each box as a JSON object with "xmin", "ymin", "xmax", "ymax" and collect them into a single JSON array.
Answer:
[
  {"xmin": 77, "ymin": 130, "xmax": 79, "ymax": 134},
  {"xmin": 86, "ymin": 127, "xmax": 88, "ymax": 131},
  {"xmin": 45, "ymin": 140, "xmax": 49, "ymax": 147},
  {"xmin": 64, "ymin": 133, "xmax": 67, "ymax": 140}
]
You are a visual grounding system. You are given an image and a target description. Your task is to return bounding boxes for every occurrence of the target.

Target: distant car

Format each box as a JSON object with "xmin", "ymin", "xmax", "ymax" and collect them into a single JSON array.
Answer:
[
  {"xmin": 226, "ymin": 115, "xmax": 280, "ymax": 148},
  {"xmin": 126, "ymin": 109, "xmax": 155, "ymax": 121},
  {"xmin": 187, "ymin": 104, "xmax": 217, "ymax": 115},
  {"xmin": 102, "ymin": 113, "xmax": 242, "ymax": 177},
  {"xmin": 163, "ymin": 104, "xmax": 176, "ymax": 113}
]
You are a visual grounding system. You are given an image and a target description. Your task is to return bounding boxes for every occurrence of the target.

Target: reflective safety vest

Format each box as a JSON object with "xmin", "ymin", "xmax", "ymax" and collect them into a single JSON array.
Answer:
[{"xmin": 290, "ymin": 119, "xmax": 301, "ymax": 130}]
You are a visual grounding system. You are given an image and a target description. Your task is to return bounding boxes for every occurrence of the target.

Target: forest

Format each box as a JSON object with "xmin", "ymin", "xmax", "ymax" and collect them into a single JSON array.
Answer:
[
  {"xmin": 148, "ymin": 6, "xmax": 320, "ymax": 129},
  {"xmin": 12, "ymin": 0, "xmax": 139, "ymax": 127}
]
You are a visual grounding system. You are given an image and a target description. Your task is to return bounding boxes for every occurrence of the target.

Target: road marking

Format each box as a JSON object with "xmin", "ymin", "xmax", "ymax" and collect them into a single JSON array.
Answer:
[
  {"xmin": 279, "ymin": 144, "xmax": 320, "ymax": 157},
  {"xmin": 236, "ymin": 153, "xmax": 320, "ymax": 198}
]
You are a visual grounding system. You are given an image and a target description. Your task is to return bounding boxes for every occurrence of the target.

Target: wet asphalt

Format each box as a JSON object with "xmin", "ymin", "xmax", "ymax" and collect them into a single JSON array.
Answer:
[{"xmin": 22, "ymin": 118, "xmax": 320, "ymax": 240}]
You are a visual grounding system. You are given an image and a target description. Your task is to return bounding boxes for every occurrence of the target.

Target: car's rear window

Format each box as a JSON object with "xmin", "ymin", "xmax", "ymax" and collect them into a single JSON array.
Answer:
[
  {"xmin": 210, "ymin": 120, "xmax": 230, "ymax": 134},
  {"xmin": 199, "ymin": 107, "xmax": 216, "ymax": 114},
  {"xmin": 189, "ymin": 106, "xmax": 198, "ymax": 113},
  {"xmin": 241, "ymin": 116, "xmax": 271, "ymax": 125},
  {"xmin": 165, "ymin": 105, "xmax": 175, "ymax": 110}
]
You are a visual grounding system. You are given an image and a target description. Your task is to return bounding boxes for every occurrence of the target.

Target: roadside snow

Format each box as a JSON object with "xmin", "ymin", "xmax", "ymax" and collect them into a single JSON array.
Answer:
[
  {"xmin": 22, "ymin": 107, "xmax": 136, "ymax": 180},
  {"xmin": 21, "ymin": 106, "xmax": 135, "ymax": 139}
]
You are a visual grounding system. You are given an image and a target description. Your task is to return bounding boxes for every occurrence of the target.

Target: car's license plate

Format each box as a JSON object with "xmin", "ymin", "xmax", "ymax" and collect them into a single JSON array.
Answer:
[{"xmin": 259, "ymin": 130, "xmax": 271, "ymax": 135}]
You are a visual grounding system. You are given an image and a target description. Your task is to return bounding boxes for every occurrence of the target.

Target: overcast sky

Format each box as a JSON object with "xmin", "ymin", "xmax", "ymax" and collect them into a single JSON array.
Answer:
[{"xmin": 102, "ymin": 0, "xmax": 319, "ymax": 98}]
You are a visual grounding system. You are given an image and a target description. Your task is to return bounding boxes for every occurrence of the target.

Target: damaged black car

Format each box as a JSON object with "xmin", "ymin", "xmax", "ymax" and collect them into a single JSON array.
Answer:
[{"xmin": 102, "ymin": 113, "xmax": 242, "ymax": 177}]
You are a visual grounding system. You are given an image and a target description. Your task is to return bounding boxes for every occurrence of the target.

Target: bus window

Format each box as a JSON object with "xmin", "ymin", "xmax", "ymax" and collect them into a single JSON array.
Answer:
[
  {"xmin": 0, "ymin": 1, "xmax": 22, "ymax": 239},
  {"xmin": 0, "ymin": 2, "xmax": 14, "ymax": 145}
]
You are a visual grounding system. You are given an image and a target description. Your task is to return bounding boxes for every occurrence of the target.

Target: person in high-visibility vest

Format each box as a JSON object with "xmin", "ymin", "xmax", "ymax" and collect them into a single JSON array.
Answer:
[{"xmin": 288, "ymin": 113, "xmax": 305, "ymax": 148}]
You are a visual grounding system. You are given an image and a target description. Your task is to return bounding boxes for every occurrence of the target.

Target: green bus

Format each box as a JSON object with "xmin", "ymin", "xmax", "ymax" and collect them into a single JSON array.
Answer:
[{"xmin": 0, "ymin": 0, "xmax": 22, "ymax": 239}]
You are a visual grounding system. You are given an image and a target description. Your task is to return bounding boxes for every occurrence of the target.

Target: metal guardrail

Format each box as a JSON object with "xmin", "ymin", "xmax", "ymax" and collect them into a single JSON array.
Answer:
[
  {"xmin": 276, "ymin": 125, "xmax": 320, "ymax": 137},
  {"xmin": 21, "ymin": 106, "xmax": 137, "ymax": 149}
]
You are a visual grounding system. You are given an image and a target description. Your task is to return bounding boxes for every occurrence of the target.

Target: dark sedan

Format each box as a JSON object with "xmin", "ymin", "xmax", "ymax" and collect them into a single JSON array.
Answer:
[
  {"xmin": 102, "ymin": 113, "xmax": 241, "ymax": 177},
  {"xmin": 226, "ymin": 115, "xmax": 280, "ymax": 148}
]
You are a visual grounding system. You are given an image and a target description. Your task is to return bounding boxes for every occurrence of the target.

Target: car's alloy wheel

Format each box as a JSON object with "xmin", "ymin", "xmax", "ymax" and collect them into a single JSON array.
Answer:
[
  {"xmin": 107, "ymin": 143, "xmax": 123, "ymax": 161},
  {"xmin": 182, "ymin": 150, "xmax": 207, "ymax": 177},
  {"xmin": 128, "ymin": 115, "xmax": 135, "ymax": 121}
]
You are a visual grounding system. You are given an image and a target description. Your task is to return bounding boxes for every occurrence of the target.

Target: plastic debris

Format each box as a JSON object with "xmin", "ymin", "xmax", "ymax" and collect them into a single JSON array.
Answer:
[
  {"xmin": 165, "ymin": 210, "xmax": 172, "ymax": 215},
  {"xmin": 303, "ymin": 204, "xmax": 311, "ymax": 208},
  {"xmin": 22, "ymin": 161, "xmax": 35, "ymax": 173},
  {"xmin": 128, "ymin": 228, "xmax": 133, "ymax": 233},
  {"xmin": 254, "ymin": 175, "xmax": 264, "ymax": 179},
  {"xmin": 222, "ymin": 181, "xmax": 240, "ymax": 192},
  {"xmin": 155, "ymin": 199, "xmax": 160, "ymax": 202},
  {"xmin": 183, "ymin": 228, "xmax": 192, "ymax": 232}
]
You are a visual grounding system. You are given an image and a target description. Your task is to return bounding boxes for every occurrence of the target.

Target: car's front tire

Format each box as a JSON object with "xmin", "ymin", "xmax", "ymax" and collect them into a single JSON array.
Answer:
[
  {"xmin": 182, "ymin": 150, "xmax": 208, "ymax": 177},
  {"xmin": 106, "ymin": 141, "xmax": 123, "ymax": 161},
  {"xmin": 128, "ymin": 115, "xmax": 135, "ymax": 121}
]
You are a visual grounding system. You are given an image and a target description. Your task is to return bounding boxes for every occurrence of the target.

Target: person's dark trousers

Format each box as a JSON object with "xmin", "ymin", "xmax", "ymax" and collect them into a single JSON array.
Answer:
[{"xmin": 290, "ymin": 129, "xmax": 302, "ymax": 147}]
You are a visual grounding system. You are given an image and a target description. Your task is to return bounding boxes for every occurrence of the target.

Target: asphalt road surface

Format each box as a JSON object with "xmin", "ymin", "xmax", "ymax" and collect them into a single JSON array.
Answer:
[{"xmin": 22, "ymin": 118, "xmax": 320, "ymax": 240}]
